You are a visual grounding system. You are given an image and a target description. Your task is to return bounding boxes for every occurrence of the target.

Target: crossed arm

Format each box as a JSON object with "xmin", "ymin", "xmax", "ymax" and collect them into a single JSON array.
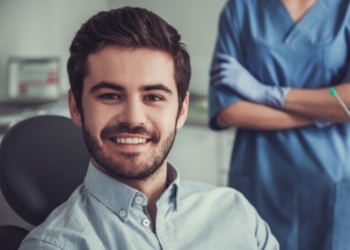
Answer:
[
  {"xmin": 211, "ymin": 54, "xmax": 350, "ymax": 130},
  {"xmin": 215, "ymin": 83, "xmax": 350, "ymax": 131}
]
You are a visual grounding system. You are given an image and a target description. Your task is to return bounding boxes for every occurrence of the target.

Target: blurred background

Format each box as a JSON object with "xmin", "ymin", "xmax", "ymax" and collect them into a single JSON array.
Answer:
[{"xmin": 0, "ymin": 0, "xmax": 235, "ymax": 230}]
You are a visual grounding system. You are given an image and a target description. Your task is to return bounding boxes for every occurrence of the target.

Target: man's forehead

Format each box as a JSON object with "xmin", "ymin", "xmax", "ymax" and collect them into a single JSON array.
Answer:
[
  {"xmin": 88, "ymin": 45, "xmax": 173, "ymax": 64},
  {"xmin": 84, "ymin": 46, "xmax": 177, "ymax": 93}
]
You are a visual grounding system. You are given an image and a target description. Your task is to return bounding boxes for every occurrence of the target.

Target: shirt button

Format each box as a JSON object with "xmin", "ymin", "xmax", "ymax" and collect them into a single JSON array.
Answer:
[
  {"xmin": 119, "ymin": 210, "xmax": 126, "ymax": 217},
  {"xmin": 142, "ymin": 219, "xmax": 150, "ymax": 227},
  {"xmin": 135, "ymin": 196, "xmax": 143, "ymax": 204}
]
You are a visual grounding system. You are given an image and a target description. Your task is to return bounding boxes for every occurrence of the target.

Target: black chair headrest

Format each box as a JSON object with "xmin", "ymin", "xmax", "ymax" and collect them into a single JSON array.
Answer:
[{"xmin": 0, "ymin": 115, "xmax": 90, "ymax": 226}]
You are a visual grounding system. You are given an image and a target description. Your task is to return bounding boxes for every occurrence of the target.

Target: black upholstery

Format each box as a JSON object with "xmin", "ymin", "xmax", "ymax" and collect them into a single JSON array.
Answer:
[
  {"xmin": 0, "ymin": 225, "xmax": 29, "ymax": 250},
  {"xmin": 0, "ymin": 115, "xmax": 90, "ymax": 248}
]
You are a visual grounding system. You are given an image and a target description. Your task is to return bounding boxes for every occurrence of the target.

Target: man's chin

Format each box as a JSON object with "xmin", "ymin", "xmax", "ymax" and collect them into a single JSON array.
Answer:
[{"xmin": 92, "ymin": 158, "xmax": 161, "ymax": 181}]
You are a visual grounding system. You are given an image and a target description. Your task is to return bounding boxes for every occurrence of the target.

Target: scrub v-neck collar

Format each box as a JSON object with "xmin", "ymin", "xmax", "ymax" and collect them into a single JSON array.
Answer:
[{"xmin": 266, "ymin": 0, "xmax": 331, "ymax": 43}]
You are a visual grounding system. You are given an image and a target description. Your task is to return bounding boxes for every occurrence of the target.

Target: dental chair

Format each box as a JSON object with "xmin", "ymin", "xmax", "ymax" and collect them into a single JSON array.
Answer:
[{"xmin": 0, "ymin": 115, "xmax": 90, "ymax": 249}]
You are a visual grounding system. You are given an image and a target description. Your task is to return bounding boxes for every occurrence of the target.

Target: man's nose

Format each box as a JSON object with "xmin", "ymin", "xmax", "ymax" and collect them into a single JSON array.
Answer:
[{"xmin": 117, "ymin": 99, "xmax": 147, "ymax": 126}]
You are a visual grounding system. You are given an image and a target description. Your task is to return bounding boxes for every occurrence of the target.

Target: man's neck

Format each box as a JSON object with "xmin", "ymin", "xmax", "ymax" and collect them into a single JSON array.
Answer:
[
  {"xmin": 92, "ymin": 159, "xmax": 169, "ymax": 224},
  {"xmin": 126, "ymin": 164, "xmax": 168, "ymax": 201}
]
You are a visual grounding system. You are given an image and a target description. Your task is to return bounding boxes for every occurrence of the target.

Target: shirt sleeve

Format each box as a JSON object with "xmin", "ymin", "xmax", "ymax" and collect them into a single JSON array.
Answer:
[
  {"xmin": 208, "ymin": 0, "xmax": 245, "ymax": 130},
  {"xmin": 252, "ymin": 210, "xmax": 280, "ymax": 250},
  {"xmin": 19, "ymin": 239, "xmax": 64, "ymax": 250},
  {"xmin": 242, "ymin": 194, "xmax": 280, "ymax": 250}
]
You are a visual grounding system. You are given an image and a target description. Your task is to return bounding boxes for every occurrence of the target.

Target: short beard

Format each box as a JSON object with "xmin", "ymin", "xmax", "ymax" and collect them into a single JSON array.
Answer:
[{"xmin": 82, "ymin": 122, "xmax": 176, "ymax": 181}]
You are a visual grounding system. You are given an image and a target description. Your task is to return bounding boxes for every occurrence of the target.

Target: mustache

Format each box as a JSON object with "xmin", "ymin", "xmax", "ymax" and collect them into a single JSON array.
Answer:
[{"xmin": 101, "ymin": 123, "xmax": 158, "ymax": 141}]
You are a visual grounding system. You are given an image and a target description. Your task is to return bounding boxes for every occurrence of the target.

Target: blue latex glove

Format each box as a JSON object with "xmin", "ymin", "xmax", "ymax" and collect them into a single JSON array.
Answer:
[{"xmin": 211, "ymin": 53, "xmax": 290, "ymax": 108}]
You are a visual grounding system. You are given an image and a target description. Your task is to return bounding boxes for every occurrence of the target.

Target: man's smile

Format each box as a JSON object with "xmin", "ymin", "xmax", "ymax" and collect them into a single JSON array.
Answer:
[{"xmin": 111, "ymin": 137, "xmax": 147, "ymax": 144}]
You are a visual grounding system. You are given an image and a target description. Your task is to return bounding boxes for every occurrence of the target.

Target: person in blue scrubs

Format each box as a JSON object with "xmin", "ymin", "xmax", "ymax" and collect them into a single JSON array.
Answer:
[{"xmin": 209, "ymin": 0, "xmax": 350, "ymax": 249}]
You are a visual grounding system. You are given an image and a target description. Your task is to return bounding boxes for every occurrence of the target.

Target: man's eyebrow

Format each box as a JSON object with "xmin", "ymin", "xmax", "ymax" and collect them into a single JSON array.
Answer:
[
  {"xmin": 142, "ymin": 84, "xmax": 173, "ymax": 94},
  {"xmin": 90, "ymin": 81, "xmax": 124, "ymax": 93}
]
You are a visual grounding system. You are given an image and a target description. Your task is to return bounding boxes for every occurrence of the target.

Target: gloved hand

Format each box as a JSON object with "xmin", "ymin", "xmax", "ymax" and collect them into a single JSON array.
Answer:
[{"xmin": 210, "ymin": 53, "xmax": 290, "ymax": 108}]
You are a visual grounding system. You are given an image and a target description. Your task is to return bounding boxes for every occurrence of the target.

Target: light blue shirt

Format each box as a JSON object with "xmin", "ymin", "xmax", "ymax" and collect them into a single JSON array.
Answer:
[{"xmin": 19, "ymin": 162, "xmax": 278, "ymax": 250}]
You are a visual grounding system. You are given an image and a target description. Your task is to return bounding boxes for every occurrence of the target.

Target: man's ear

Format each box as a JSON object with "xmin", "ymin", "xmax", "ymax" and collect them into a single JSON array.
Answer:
[
  {"xmin": 68, "ymin": 90, "xmax": 82, "ymax": 127},
  {"xmin": 176, "ymin": 91, "xmax": 189, "ymax": 129}
]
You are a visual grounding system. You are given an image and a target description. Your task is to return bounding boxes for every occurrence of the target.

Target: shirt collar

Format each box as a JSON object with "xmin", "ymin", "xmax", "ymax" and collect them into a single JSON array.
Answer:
[
  {"xmin": 157, "ymin": 162, "xmax": 180, "ymax": 210},
  {"xmin": 84, "ymin": 161, "xmax": 180, "ymax": 222}
]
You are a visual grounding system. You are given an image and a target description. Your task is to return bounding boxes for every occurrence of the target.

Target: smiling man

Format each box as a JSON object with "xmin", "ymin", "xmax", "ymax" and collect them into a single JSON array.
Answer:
[
  {"xmin": 74, "ymin": 46, "xmax": 184, "ymax": 222},
  {"xmin": 19, "ymin": 7, "xmax": 278, "ymax": 250}
]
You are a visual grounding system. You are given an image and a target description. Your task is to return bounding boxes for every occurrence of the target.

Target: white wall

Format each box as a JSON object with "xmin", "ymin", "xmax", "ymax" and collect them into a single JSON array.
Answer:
[
  {"xmin": 0, "ymin": 0, "xmax": 227, "ymax": 98},
  {"xmin": 0, "ymin": 0, "xmax": 109, "ymax": 99},
  {"xmin": 0, "ymin": 0, "xmax": 109, "ymax": 229},
  {"xmin": 108, "ymin": 0, "xmax": 227, "ymax": 96}
]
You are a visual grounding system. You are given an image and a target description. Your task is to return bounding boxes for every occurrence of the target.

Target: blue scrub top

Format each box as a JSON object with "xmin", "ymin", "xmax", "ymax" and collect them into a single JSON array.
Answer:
[{"xmin": 209, "ymin": 0, "xmax": 350, "ymax": 249}]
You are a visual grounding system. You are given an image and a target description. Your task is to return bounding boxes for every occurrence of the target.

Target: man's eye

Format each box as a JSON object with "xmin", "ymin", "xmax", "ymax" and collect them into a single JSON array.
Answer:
[
  {"xmin": 99, "ymin": 93, "xmax": 120, "ymax": 100},
  {"xmin": 145, "ymin": 95, "xmax": 163, "ymax": 101}
]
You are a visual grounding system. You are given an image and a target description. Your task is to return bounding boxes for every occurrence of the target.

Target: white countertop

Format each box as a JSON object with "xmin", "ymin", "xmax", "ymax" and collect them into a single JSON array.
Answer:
[{"xmin": 0, "ymin": 96, "xmax": 70, "ymax": 136}]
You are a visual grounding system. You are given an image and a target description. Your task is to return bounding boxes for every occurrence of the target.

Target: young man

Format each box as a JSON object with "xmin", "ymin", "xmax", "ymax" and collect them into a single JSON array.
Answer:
[{"xmin": 19, "ymin": 7, "xmax": 278, "ymax": 250}]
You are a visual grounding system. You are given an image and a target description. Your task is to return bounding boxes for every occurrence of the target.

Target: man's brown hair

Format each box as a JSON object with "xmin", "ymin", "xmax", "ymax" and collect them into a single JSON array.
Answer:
[{"xmin": 67, "ymin": 6, "xmax": 191, "ymax": 114}]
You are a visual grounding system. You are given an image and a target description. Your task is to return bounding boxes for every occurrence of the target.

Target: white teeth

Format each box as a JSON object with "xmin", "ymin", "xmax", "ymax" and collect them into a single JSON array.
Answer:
[{"xmin": 115, "ymin": 137, "xmax": 147, "ymax": 144}]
